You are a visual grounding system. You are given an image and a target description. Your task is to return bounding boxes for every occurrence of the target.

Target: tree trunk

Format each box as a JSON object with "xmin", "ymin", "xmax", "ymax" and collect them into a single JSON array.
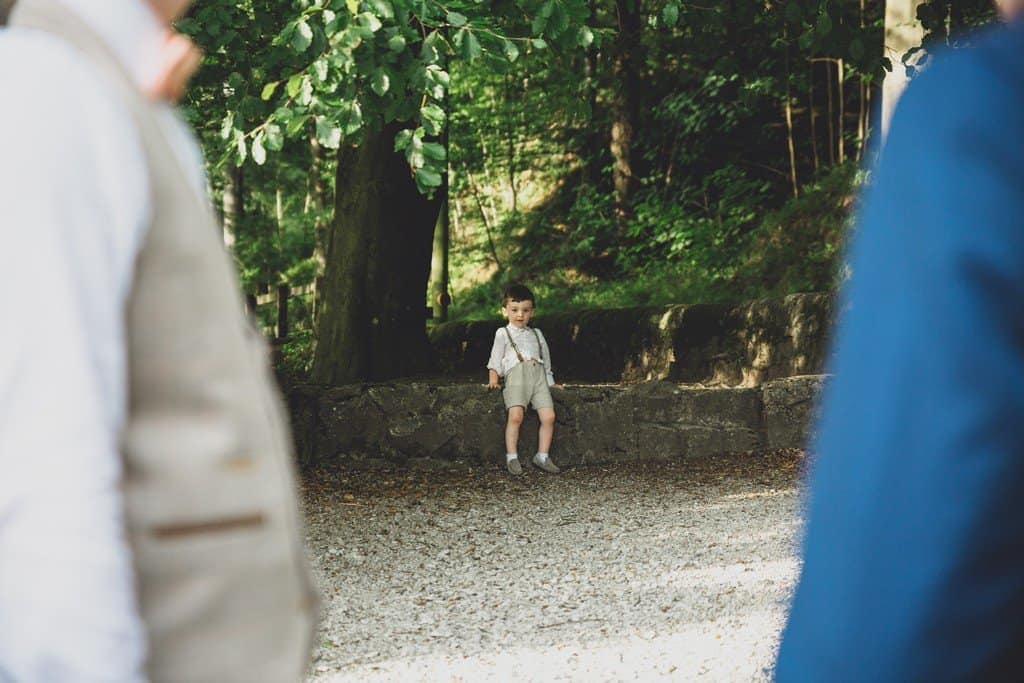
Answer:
[
  {"xmin": 809, "ymin": 61, "xmax": 819, "ymax": 173},
  {"xmin": 825, "ymin": 59, "xmax": 836, "ymax": 165},
  {"xmin": 309, "ymin": 122, "xmax": 331, "ymax": 267},
  {"xmin": 836, "ymin": 58, "xmax": 845, "ymax": 164},
  {"xmin": 222, "ymin": 164, "xmax": 243, "ymax": 250},
  {"xmin": 309, "ymin": 122, "xmax": 331, "ymax": 325},
  {"xmin": 611, "ymin": 0, "xmax": 643, "ymax": 223},
  {"xmin": 505, "ymin": 74, "xmax": 519, "ymax": 214},
  {"xmin": 784, "ymin": 37, "xmax": 799, "ymax": 198},
  {"xmin": 312, "ymin": 121, "xmax": 441, "ymax": 384},
  {"xmin": 463, "ymin": 162, "xmax": 503, "ymax": 272},
  {"xmin": 857, "ymin": 0, "xmax": 866, "ymax": 161},
  {"xmin": 881, "ymin": 0, "xmax": 925, "ymax": 139},
  {"xmin": 583, "ymin": 43, "xmax": 603, "ymax": 186},
  {"xmin": 428, "ymin": 199, "xmax": 450, "ymax": 322}
]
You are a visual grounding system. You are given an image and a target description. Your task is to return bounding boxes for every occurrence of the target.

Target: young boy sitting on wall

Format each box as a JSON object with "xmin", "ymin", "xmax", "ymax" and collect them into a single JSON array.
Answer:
[{"xmin": 486, "ymin": 284, "xmax": 561, "ymax": 475}]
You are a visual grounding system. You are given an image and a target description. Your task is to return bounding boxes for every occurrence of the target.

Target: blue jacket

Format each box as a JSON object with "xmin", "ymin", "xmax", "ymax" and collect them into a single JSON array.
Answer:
[{"xmin": 776, "ymin": 20, "xmax": 1024, "ymax": 682}]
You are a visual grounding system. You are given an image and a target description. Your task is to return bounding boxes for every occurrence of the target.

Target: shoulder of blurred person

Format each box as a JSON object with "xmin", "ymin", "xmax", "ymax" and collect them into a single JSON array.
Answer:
[
  {"xmin": 777, "ymin": 17, "xmax": 1024, "ymax": 683},
  {"xmin": 0, "ymin": 15, "xmax": 150, "ymax": 250}
]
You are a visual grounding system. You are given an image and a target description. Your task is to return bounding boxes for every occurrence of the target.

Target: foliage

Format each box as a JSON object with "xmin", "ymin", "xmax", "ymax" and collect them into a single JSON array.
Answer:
[
  {"xmin": 177, "ymin": 0, "xmax": 1000, "ymax": 377},
  {"xmin": 448, "ymin": 162, "xmax": 864, "ymax": 320}
]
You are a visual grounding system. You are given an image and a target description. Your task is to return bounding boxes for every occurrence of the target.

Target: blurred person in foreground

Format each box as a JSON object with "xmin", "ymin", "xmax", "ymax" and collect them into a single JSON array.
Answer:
[
  {"xmin": 775, "ymin": 8, "xmax": 1024, "ymax": 682},
  {"xmin": 0, "ymin": 1, "xmax": 315, "ymax": 680}
]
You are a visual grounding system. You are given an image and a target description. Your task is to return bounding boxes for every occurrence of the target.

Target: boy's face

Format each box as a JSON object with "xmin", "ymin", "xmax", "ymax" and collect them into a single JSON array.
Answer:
[{"xmin": 502, "ymin": 299, "xmax": 535, "ymax": 329}]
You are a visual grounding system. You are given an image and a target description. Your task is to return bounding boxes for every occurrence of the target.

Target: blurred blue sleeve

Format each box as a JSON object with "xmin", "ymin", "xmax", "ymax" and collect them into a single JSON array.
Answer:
[{"xmin": 776, "ymin": 21, "xmax": 1024, "ymax": 682}]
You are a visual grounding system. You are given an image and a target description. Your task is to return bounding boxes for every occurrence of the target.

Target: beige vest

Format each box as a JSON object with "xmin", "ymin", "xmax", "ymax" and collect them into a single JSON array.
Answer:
[{"xmin": 9, "ymin": 2, "xmax": 317, "ymax": 680}]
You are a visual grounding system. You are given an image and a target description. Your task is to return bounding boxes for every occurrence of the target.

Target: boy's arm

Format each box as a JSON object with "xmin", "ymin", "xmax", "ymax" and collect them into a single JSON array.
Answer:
[
  {"xmin": 486, "ymin": 329, "xmax": 505, "ymax": 388},
  {"xmin": 538, "ymin": 329, "xmax": 556, "ymax": 386}
]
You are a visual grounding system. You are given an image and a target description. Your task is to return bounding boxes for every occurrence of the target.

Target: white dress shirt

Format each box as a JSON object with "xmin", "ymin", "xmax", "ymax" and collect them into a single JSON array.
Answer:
[
  {"xmin": 487, "ymin": 325, "xmax": 556, "ymax": 386},
  {"xmin": 0, "ymin": 2, "xmax": 208, "ymax": 679}
]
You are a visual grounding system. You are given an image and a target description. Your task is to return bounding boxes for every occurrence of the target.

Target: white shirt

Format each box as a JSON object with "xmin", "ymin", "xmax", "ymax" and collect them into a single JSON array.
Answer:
[
  {"xmin": 0, "ymin": 2, "xmax": 207, "ymax": 679},
  {"xmin": 487, "ymin": 325, "xmax": 556, "ymax": 386}
]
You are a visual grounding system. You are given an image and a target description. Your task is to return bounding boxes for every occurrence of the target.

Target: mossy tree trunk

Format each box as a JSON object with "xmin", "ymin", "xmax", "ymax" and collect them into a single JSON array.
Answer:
[
  {"xmin": 312, "ymin": 122, "xmax": 441, "ymax": 384},
  {"xmin": 610, "ymin": 0, "xmax": 643, "ymax": 223}
]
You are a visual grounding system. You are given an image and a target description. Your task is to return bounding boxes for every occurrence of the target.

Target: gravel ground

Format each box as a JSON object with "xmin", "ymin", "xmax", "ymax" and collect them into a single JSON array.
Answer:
[{"xmin": 301, "ymin": 452, "xmax": 806, "ymax": 682}]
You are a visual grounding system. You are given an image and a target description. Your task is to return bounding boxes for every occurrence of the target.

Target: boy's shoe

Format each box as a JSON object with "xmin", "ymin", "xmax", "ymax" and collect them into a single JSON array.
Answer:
[
  {"xmin": 532, "ymin": 453, "xmax": 561, "ymax": 474},
  {"xmin": 506, "ymin": 457, "xmax": 523, "ymax": 475}
]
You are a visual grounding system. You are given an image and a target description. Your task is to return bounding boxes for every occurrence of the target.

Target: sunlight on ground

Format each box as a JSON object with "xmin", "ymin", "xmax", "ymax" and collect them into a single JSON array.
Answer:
[
  {"xmin": 320, "ymin": 610, "xmax": 782, "ymax": 682},
  {"xmin": 314, "ymin": 556, "xmax": 798, "ymax": 682}
]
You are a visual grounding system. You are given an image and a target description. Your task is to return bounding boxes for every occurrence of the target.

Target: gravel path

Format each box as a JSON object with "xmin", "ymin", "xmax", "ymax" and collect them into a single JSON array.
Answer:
[{"xmin": 301, "ymin": 452, "xmax": 805, "ymax": 682}]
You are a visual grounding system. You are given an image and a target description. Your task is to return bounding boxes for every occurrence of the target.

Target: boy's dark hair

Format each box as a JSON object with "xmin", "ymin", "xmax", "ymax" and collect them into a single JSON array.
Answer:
[{"xmin": 502, "ymin": 283, "xmax": 535, "ymax": 306}]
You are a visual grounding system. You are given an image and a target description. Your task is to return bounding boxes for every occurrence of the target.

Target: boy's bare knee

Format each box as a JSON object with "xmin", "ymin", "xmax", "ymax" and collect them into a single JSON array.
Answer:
[
  {"xmin": 539, "ymin": 409, "xmax": 556, "ymax": 425},
  {"xmin": 507, "ymin": 408, "xmax": 525, "ymax": 425}
]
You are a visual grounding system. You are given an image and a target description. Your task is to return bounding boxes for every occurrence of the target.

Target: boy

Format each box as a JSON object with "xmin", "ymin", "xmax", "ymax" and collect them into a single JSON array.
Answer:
[{"xmin": 486, "ymin": 284, "xmax": 561, "ymax": 475}]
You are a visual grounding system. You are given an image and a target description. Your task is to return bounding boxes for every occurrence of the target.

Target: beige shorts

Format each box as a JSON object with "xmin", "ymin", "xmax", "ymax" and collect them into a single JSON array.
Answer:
[{"xmin": 502, "ymin": 360, "xmax": 554, "ymax": 411}]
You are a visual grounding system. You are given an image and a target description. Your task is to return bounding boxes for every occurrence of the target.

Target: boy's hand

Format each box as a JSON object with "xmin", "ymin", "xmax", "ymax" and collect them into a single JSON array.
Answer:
[
  {"xmin": 486, "ymin": 379, "xmax": 500, "ymax": 390},
  {"xmin": 486, "ymin": 370, "xmax": 501, "ymax": 390}
]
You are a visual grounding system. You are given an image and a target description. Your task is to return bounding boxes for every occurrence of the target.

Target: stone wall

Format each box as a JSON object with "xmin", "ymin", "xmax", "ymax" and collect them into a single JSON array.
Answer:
[
  {"xmin": 429, "ymin": 292, "xmax": 835, "ymax": 387},
  {"xmin": 288, "ymin": 375, "xmax": 825, "ymax": 468}
]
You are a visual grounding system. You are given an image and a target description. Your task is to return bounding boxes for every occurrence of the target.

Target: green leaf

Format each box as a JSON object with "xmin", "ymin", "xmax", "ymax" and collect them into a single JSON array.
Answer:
[
  {"xmin": 531, "ymin": 13, "xmax": 548, "ymax": 35},
  {"xmin": 416, "ymin": 167, "xmax": 443, "ymax": 187},
  {"xmin": 368, "ymin": 0, "xmax": 394, "ymax": 19},
  {"xmin": 849, "ymin": 38, "xmax": 864, "ymax": 61},
  {"xmin": 539, "ymin": 1, "xmax": 555, "ymax": 19},
  {"xmin": 388, "ymin": 34, "xmax": 406, "ymax": 52},
  {"xmin": 342, "ymin": 102, "xmax": 363, "ymax": 135},
  {"xmin": 662, "ymin": 3, "xmax": 679, "ymax": 27},
  {"xmin": 292, "ymin": 19, "xmax": 314, "ymax": 52},
  {"xmin": 220, "ymin": 112, "xmax": 234, "ymax": 140},
  {"xmin": 252, "ymin": 132, "xmax": 267, "ymax": 165},
  {"xmin": 314, "ymin": 58, "xmax": 329, "ymax": 82},
  {"xmin": 816, "ymin": 12, "xmax": 832, "ymax": 36},
  {"xmin": 531, "ymin": 37, "xmax": 548, "ymax": 50},
  {"xmin": 447, "ymin": 11, "xmax": 468, "ymax": 27},
  {"xmin": 421, "ymin": 103, "xmax": 446, "ymax": 135},
  {"xmin": 358, "ymin": 12, "xmax": 383, "ymax": 32},
  {"xmin": 286, "ymin": 74, "xmax": 304, "ymax": 98},
  {"xmin": 426, "ymin": 65, "xmax": 451, "ymax": 88},
  {"xmin": 371, "ymin": 68, "xmax": 391, "ymax": 95},
  {"xmin": 550, "ymin": 5, "xmax": 569, "ymax": 36},
  {"xmin": 286, "ymin": 113, "xmax": 311, "ymax": 136},
  {"xmin": 456, "ymin": 29, "xmax": 482, "ymax": 61},
  {"xmin": 264, "ymin": 123, "xmax": 284, "ymax": 151},
  {"xmin": 784, "ymin": 1, "xmax": 801, "ymax": 24},
  {"xmin": 234, "ymin": 130, "xmax": 247, "ymax": 164},
  {"xmin": 316, "ymin": 116, "xmax": 342, "ymax": 149},
  {"xmin": 345, "ymin": 0, "xmax": 359, "ymax": 14},
  {"xmin": 299, "ymin": 76, "xmax": 314, "ymax": 105},
  {"xmin": 422, "ymin": 141, "xmax": 446, "ymax": 161},
  {"xmin": 393, "ymin": 128, "xmax": 414, "ymax": 152},
  {"xmin": 503, "ymin": 39, "xmax": 520, "ymax": 62},
  {"xmin": 408, "ymin": 135, "xmax": 425, "ymax": 168},
  {"xmin": 261, "ymin": 81, "xmax": 280, "ymax": 101}
]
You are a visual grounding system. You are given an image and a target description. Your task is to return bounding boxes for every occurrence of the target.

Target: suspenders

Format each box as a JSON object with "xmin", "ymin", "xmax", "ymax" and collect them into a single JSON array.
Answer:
[{"xmin": 503, "ymin": 326, "xmax": 545, "ymax": 365}]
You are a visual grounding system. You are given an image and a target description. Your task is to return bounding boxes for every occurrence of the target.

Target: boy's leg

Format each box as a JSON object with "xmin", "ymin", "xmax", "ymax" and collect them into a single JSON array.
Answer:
[
  {"xmin": 506, "ymin": 406, "xmax": 525, "ymax": 455},
  {"xmin": 532, "ymin": 407, "xmax": 560, "ymax": 473},
  {"xmin": 537, "ymin": 407, "xmax": 555, "ymax": 454}
]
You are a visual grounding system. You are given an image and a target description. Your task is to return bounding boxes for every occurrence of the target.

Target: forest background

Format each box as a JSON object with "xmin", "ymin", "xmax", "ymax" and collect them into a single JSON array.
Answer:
[{"xmin": 179, "ymin": 0, "xmax": 996, "ymax": 384}]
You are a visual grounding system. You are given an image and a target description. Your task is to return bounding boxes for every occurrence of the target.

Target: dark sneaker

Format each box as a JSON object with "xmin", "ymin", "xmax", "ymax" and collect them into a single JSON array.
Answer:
[
  {"xmin": 532, "ymin": 453, "xmax": 561, "ymax": 474},
  {"xmin": 506, "ymin": 457, "xmax": 523, "ymax": 475}
]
